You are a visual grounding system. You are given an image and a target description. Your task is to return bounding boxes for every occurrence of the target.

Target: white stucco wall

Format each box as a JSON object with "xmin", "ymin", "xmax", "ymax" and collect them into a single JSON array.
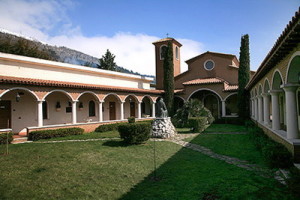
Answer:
[{"xmin": 0, "ymin": 53, "xmax": 153, "ymax": 89}]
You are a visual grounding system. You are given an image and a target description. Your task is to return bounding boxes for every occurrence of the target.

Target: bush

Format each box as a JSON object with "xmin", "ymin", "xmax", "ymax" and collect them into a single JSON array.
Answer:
[
  {"xmin": 28, "ymin": 128, "xmax": 84, "ymax": 141},
  {"xmin": 118, "ymin": 123, "xmax": 151, "ymax": 144},
  {"xmin": 214, "ymin": 117, "xmax": 245, "ymax": 125},
  {"xmin": 95, "ymin": 123, "xmax": 127, "ymax": 132},
  {"xmin": 248, "ymin": 126, "xmax": 293, "ymax": 168},
  {"xmin": 188, "ymin": 117, "xmax": 207, "ymax": 133},
  {"xmin": 127, "ymin": 117, "xmax": 135, "ymax": 123},
  {"xmin": 286, "ymin": 168, "xmax": 300, "ymax": 198},
  {"xmin": 0, "ymin": 132, "xmax": 13, "ymax": 144}
]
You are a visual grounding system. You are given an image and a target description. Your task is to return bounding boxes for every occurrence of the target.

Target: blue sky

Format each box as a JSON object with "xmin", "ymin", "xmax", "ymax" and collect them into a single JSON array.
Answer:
[{"xmin": 0, "ymin": 0, "xmax": 299, "ymax": 75}]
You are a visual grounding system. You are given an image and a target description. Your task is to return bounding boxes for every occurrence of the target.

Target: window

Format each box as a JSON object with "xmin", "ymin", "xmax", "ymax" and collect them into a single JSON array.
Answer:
[
  {"xmin": 204, "ymin": 60, "xmax": 215, "ymax": 70},
  {"xmin": 42, "ymin": 101, "xmax": 48, "ymax": 119},
  {"xmin": 175, "ymin": 46, "xmax": 179, "ymax": 60},
  {"xmin": 160, "ymin": 45, "xmax": 168, "ymax": 60},
  {"xmin": 89, "ymin": 100, "xmax": 96, "ymax": 117},
  {"xmin": 66, "ymin": 101, "xmax": 72, "ymax": 113}
]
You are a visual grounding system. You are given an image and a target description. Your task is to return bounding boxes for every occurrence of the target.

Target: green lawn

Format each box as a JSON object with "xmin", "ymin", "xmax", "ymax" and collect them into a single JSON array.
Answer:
[
  {"xmin": 0, "ymin": 137, "xmax": 294, "ymax": 199},
  {"xmin": 204, "ymin": 124, "xmax": 247, "ymax": 133}
]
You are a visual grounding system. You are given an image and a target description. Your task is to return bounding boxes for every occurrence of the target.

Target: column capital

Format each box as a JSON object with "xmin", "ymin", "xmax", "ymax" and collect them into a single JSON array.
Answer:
[
  {"xmin": 37, "ymin": 100, "xmax": 45, "ymax": 103},
  {"xmin": 262, "ymin": 93, "xmax": 270, "ymax": 97},
  {"xmin": 97, "ymin": 100, "xmax": 104, "ymax": 103},
  {"xmin": 72, "ymin": 100, "xmax": 79, "ymax": 103},
  {"xmin": 281, "ymin": 84, "xmax": 300, "ymax": 92},
  {"xmin": 269, "ymin": 89, "xmax": 282, "ymax": 95}
]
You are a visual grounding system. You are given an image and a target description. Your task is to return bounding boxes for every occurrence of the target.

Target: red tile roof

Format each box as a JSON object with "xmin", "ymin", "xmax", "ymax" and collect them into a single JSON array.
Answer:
[
  {"xmin": 224, "ymin": 84, "xmax": 238, "ymax": 91},
  {"xmin": 152, "ymin": 37, "xmax": 182, "ymax": 47},
  {"xmin": 0, "ymin": 76, "xmax": 163, "ymax": 94},
  {"xmin": 182, "ymin": 78, "xmax": 223, "ymax": 85},
  {"xmin": 185, "ymin": 51, "xmax": 237, "ymax": 64}
]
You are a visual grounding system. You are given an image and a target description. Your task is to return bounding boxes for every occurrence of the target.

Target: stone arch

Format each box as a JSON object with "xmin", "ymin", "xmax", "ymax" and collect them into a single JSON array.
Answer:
[
  {"xmin": 224, "ymin": 93, "xmax": 238, "ymax": 116},
  {"xmin": 76, "ymin": 91, "xmax": 100, "ymax": 102},
  {"xmin": 102, "ymin": 93, "xmax": 122, "ymax": 102},
  {"xmin": 174, "ymin": 96, "xmax": 185, "ymax": 114},
  {"xmin": 141, "ymin": 96, "xmax": 152, "ymax": 117},
  {"xmin": 141, "ymin": 95, "xmax": 154, "ymax": 104},
  {"xmin": 224, "ymin": 92, "xmax": 237, "ymax": 101},
  {"xmin": 263, "ymin": 79, "xmax": 270, "ymax": 93},
  {"xmin": 124, "ymin": 94, "xmax": 140, "ymax": 118},
  {"xmin": 271, "ymin": 70, "xmax": 284, "ymax": 90},
  {"xmin": 286, "ymin": 52, "xmax": 300, "ymax": 84},
  {"xmin": 187, "ymin": 88, "xmax": 223, "ymax": 101},
  {"xmin": 254, "ymin": 88, "xmax": 257, "ymax": 96},
  {"xmin": 124, "ymin": 94, "xmax": 140, "ymax": 103},
  {"xmin": 0, "ymin": 87, "xmax": 39, "ymax": 101},
  {"xmin": 43, "ymin": 89, "xmax": 74, "ymax": 101},
  {"xmin": 258, "ymin": 84, "xmax": 263, "ymax": 95}
]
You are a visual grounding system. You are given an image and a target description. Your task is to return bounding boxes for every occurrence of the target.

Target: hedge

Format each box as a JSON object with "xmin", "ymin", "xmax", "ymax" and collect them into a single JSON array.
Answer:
[
  {"xmin": 127, "ymin": 117, "xmax": 136, "ymax": 123},
  {"xmin": 95, "ymin": 120, "xmax": 153, "ymax": 133},
  {"xmin": 188, "ymin": 117, "xmax": 207, "ymax": 133},
  {"xmin": 118, "ymin": 123, "xmax": 151, "ymax": 144},
  {"xmin": 0, "ymin": 132, "xmax": 13, "ymax": 144},
  {"xmin": 28, "ymin": 128, "xmax": 84, "ymax": 141},
  {"xmin": 248, "ymin": 125, "xmax": 293, "ymax": 168}
]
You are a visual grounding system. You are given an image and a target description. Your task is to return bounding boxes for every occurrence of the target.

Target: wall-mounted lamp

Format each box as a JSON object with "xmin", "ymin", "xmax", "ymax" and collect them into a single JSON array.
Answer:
[{"xmin": 16, "ymin": 93, "xmax": 21, "ymax": 102}]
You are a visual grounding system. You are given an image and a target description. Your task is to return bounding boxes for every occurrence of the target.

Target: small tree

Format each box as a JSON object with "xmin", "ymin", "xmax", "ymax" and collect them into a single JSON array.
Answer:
[
  {"xmin": 98, "ymin": 49, "xmax": 117, "ymax": 71},
  {"xmin": 163, "ymin": 42, "xmax": 174, "ymax": 116},
  {"xmin": 237, "ymin": 34, "xmax": 251, "ymax": 119}
]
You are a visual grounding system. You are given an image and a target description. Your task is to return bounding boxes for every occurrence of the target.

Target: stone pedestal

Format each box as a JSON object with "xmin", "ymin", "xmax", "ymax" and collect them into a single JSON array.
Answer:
[{"xmin": 151, "ymin": 117, "xmax": 177, "ymax": 138}]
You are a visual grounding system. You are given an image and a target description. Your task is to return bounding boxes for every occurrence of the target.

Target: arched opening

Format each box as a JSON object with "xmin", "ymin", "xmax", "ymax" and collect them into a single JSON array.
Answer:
[
  {"xmin": 189, "ymin": 89, "xmax": 221, "ymax": 119},
  {"xmin": 77, "ymin": 93, "xmax": 99, "ymax": 123},
  {"xmin": 124, "ymin": 95, "xmax": 138, "ymax": 118},
  {"xmin": 173, "ymin": 96, "xmax": 184, "ymax": 114},
  {"xmin": 0, "ymin": 88, "xmax": 38, "ymax": 133},
  {"xmin": 142, "ymin": 96, "xmax": 152, "ymax": 118},
  {"xmin": 272, "ymin": 71, "xmax": 285, "ymax": 130},
  {"xmin": 103, "ymin": 94, "xmax": 121, "ymax": 121},
  {"xmin": 43, "ymin": 91, "xmax": 73, "ymax": 126},
  {"xmin": 225, "ymin": 94, "xmax": 238, "ymax": 116}
]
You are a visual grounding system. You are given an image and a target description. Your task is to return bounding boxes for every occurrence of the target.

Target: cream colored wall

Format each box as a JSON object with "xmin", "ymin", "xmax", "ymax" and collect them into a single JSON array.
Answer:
[
  {"xmin": 0, "ymin": 53, "xmax": 152, "ymax": 89},
  {"xmin": 2, "ymin": 91, "xmax": 37, "ymax": 133},
  {"xmin": 77, "ymin": 94, "xmax": 99, "ymax": 123},
  {"xmin": 44, "ymin": 93, "xmax": 72, "ymax": 125},
  {"xmin": 124, "ymin": 100, "xmax": 138, "ymax": 119}
]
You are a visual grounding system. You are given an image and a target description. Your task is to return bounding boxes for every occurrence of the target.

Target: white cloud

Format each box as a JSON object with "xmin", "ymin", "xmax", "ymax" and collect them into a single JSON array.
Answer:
[{"xmin": 0, "ymin": 0, "xmax": 204, "ymax": 75}]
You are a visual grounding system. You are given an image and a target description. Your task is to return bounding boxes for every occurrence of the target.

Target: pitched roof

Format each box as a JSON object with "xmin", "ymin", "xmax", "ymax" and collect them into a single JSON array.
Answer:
[
  {"xmin": 182, "ymin": 77, "xmax": 238, "ymax": 92},
  {"xmin": 246, "ymin": 7, "xmax": 300, "ymax": 89},
  {"xmin": 185, "ymin": 51, "xmax": 237, "ymax": 64},
  {"xmin": 152, "ymin": 37, "xmax": 182, "ymax": 47},
  {"xmin": 0, "ymin": 76, "xmax": 163, "ymax": 94}
]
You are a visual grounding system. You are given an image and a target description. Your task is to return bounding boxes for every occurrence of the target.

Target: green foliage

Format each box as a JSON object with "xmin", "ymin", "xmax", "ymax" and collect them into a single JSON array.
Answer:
[
  {"xmin": 163, "ymin": 42, "xmax": 174, "ymax": 116},
  {"xmin": 98, "ymin": 49, "xmax": 117, "ymax": 71},
  {"xmin": 248, "ymin": 125, "xmax": 293, "ymax": 168},
  {"xmin": 95, "ymin": 122, "xmax": 127, "ymax": 132},
  {"xmin": 188, "ymin": 117, "xmax": 207, "ymax": 133},
  {"xmin": 214, "ymin": 117, "xmax": 245, "ymax": 125},
  {"xmin": 118, "ymin": 123, "xmax": 151, "ymax": 144},
  {"xmin": 0, "ymin": 132, "xmax": 13, "ymax": 144},
  {"xmin": 286, "ymin": 168, "xmax": 300, "ymax": 198},
  {"xmin": 127, "ymin": 117, "xmax": 136, "ymax": 123},
  {"xmin": 173, "ymin": 99, "xmax": 214, "ymax": 128},
  {"xmin": 237, "ymin": 34, "xmax": 250, "ymax": 119},
  {"xmin": 28, "ymin": 128, "xmax": 84, "ymax": 141}
]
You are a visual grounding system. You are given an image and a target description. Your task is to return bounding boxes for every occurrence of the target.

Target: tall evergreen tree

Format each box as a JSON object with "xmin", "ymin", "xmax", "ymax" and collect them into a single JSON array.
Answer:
[
  {"xmin": 98, "ymin": 49, "xmax": 117, "ymax": 71},
  {"xmin": 237, "ymin": 34, "xmax": 250, "ymax": 119},
  {"xmin": 163, "ymin": 42, "xmax": 174, "ymax": 116}
]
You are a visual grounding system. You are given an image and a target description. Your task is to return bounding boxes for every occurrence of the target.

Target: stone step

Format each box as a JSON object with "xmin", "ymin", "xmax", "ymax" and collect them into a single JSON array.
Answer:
[{"xmin": 11, "ymin": 136, "xmax": 30, "ymax": 144}]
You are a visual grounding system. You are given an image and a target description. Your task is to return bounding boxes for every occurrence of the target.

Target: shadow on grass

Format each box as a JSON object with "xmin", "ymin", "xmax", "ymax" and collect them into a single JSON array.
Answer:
[
  {"xmin": 102, "ymin": 140, "xmax": 128, "ymax": 147},
  {"xmin": 119, "ymin": 133, "xmax": 292, "ymax": 200}
]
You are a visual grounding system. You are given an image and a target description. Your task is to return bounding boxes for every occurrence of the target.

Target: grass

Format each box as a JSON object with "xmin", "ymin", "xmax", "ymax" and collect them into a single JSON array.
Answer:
[
  {"xmin": 0, "ymin": 137, "xmax": 295, "ymax": 199},
  {"xmin": 204, "ymin": 123, "xmax": 247, "ymax": 133}
]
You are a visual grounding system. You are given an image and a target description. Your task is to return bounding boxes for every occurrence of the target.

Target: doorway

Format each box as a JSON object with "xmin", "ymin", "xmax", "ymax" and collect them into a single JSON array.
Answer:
[
  {"xmin": 0, "ymin": 101, "xmax": 11, "ymax": 129},
  {"xmin": 109, "ymin": 102, "xmax": 116, "ymax": 120}
]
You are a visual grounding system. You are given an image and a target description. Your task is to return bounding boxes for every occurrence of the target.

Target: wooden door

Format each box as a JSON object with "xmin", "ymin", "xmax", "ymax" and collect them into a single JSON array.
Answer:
[
  {"xmin": 130, "ymin": 102, "xmax": 135, "ymax": 117},
  {"xmin": 109, "ymin": 102, "xmax": 116, "ymax": 120},
  {"xmin": 0, "ymin": 101, "xmax": 11, "ymax": 129}
]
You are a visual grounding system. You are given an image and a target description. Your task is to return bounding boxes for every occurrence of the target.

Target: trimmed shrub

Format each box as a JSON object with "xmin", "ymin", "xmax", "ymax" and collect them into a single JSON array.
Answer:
[
  {"xmin": 248, "ymin": 126, "xmax": 293, "ymax": 168},
  {"xmin": 188, "ymin": 117, "xmax": 207, "ymax": 133},
  {"xmin": 0, "ymin": 132, "xmax": 13, "ymax": 144},
  {"xmin": 127, "ymin": 117, "xmax": 135, "ymax": 123},
  {"xmin": 28, "ymin": 128, "xmax": 84, "ymax": 141},
  {"xmin": 95, "ymin": 123, "xmax": 127, "ymax": 132},
  {"xmin": 118, "ymin": 123, "xmax": 151, "ymax": 144}
]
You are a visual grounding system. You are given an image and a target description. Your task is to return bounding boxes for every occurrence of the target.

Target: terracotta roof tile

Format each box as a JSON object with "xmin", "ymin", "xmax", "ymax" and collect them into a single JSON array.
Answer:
[
  {"xmin": 223, "ymin": 84, "xmax": 238, "ymax": 91},
  {"xmin": 182, "ymin": 78, "xmax": 223, "ymax": 85},
  {"xmin": 0, "ymin": 76, "xmax": 163, "ymax": 94}
]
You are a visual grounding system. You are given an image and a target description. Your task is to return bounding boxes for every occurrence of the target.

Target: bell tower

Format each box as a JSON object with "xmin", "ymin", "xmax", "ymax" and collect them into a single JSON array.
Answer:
[{"xmin": 153, "ymin": 37, "xmax": 182, "ymax": 90}]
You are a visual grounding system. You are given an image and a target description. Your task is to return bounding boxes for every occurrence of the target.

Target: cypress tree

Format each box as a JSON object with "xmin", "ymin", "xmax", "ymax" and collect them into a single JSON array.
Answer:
[
  {"xmin": 98, "ymin": 49, "xmax": 117, "ymax": 71},
  {"xmin": 163, "ymin": 41, "xmax": 174, "ymax": 116},
  {"xmin": 237, "ymin": 34, "xmax": 250, "ymax": 119}
]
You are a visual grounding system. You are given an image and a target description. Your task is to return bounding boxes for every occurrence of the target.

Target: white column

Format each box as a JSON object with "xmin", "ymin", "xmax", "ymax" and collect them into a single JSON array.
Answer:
[
  {"xmin": 270, "ymin": 90, "xmax": 281, "ymax": 130},
  {"xmin": 251, "ymin": 98, "xmax": 254, "ymax": 118},
  {"xmin": 254, "ymin": 97, "xmax": 258, "ymax": 120},
  {"xmin": 37, "ymin": 100, "xmax": 44, "ymax": 127},
  {"xmin": 283, "ymin": 84, "xmax": 299, "ymax": 139},
  {"xmin": 72, "ymin": 101, "xmax": 77, "ymax": 124},
  {"xmin": 138, "ymin": 101, "xmax": 142, "ymax": 119},
  {"xmin": 258, "ymin": 95, "xmax": 263, "ymax": 122},
  {"xmin": 120, "ymin": 101, "xmax": 124, "ymax": 120},
  {"xmin": 221, "ymin": 100, "xmax": 226, "ymax": 117},
  {"xmin": 98, "ymin": 101, "xmax": 103, "ymax": 122},
  {"xmin": 262, "ymin": 93, "xmax": 270, "ymax": 126},
  {"xmin": 152, "ymin": 102, "xmax": 156, "ymax": 118}
]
